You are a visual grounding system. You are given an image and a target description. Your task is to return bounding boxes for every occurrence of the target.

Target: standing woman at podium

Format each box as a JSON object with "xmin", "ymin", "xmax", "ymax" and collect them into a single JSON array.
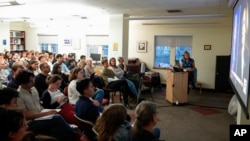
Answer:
[{"xmin": 180, "ymin": 51, "xmax": 196, "ymax": 90}]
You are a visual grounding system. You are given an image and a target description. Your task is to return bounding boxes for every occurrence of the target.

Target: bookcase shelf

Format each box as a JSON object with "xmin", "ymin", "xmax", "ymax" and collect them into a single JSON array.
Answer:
[{"xmin": 10, "ymin": 31, "xmax": 25, "ymax": 51}]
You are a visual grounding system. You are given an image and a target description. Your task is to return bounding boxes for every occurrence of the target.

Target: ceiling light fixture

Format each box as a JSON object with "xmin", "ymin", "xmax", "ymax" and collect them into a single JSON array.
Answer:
[
  {"xmin": 125, "ymin": 14, "xmax": 225, "ymax": 20},
  {"xmin": 0, "ymin": 0, "xmax": 25, "ymax": 7},
  {"xmin": 142, "ymin": 22, "xmax": 221, "ymax": 26}
]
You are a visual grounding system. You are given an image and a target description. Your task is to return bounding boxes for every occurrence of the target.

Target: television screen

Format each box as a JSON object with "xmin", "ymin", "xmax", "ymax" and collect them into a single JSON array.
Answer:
[
  {"xmin": 229, "ymin": 0, "xmax": 250, "ymax": 118},
  {"xmin": 90, "ymin": 53, "xmax": 101, "ymax": 61}
]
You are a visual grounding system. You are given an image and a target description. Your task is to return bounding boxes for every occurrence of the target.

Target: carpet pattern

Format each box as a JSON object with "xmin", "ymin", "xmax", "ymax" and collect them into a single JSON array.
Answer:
[{"xmin": 191, "ymin": 106, "xmax": 222, "ymax": 115}]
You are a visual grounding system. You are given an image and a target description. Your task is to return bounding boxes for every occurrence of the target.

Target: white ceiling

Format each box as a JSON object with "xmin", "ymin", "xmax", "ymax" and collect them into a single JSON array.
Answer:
[{"xmin": 0, "ymin": 0, "xmax": 232, "ymax": 25}]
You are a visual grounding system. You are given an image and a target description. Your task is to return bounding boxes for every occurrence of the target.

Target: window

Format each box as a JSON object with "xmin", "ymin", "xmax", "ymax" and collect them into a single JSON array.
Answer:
[
  {"xmin": 154, "ymin": 46, "xmax": 171, "ymax": 68},
  {"xmin": 51, "ymin": 44, "xmax": 58, "ymax": 53},
  {"xmin": 39, "ymin": 43, "xmax": 58, "ymax": 54},
  {"xmin": 38, "ymin": 35, "xmax": 58, "ymax": 53},
  {"xmin": 154, "ymin": 36, "xmax": 192, "ymax": 68},
  {"xmin": 40, "ymin": 43, "xmax": 48, "ymax": 52},
  {"xmin": 102, "ymin": 45, "xmax": 108, "ymax": 59},
  {"xmin": 87, "ymin": 45, "xmax": 109, "ymax": 62}
]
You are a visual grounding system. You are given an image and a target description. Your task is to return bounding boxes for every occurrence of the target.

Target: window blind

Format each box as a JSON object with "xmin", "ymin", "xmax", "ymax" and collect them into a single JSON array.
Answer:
[{"xmin": 155, "ymin": 36, "xmax": 192, "ymax": 47}]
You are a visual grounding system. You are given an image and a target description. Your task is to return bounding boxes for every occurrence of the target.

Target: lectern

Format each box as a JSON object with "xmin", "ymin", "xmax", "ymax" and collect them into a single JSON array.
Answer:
[{"xmin": 166, "ymin": 70, "xmax": 188, "ymax": 104}]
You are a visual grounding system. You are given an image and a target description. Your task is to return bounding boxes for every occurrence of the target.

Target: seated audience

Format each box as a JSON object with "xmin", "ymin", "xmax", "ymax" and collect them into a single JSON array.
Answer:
[
  {"xmin": 77, "ymin": 55, "xmax": 86, "ymax": 70},
  {"xmin": 67, "ymin": 58, "xmax": 77, "ymax": 70},
  {"xmin": 0, "ymin": 87, "xmax": 57, "ymax": 141},
  {"xmin": 84, "ymin": 58, "xmax": 103, "ymax": 88},
  {"xmin": 117, "ymin": 57, "xmax": 127, "ymax": 73},
  {"xmin": 0, "ymin": 87, "xmax": 19, "ymax": 109},
  {"xmin": 84, "ymin": 58, "xmax": 95, "ymax": 78},
  {"xmin": 41, "ymin": 74, "xmax": 68, "ymax": 109},
  {"xmin": 131, "ymin": 101, "xmax": 161, "ymax": 141},
  {"xmin": 101, "ymin": 59, "xmax": 137, "ymax": 109},
  {"xmin": 38, "ymin": 55, "xmax": 53, "ymax": 72},
  {"xmin": 51, "ymin": 63, "xmax": 69, "ymax": 91},
  {"xmin": 9, "ymin": 52, "xmax": 19, "ymax": 69},
  {"xmin": 0, "ymin": 53, "xmax": 10, "ymax": 70},
  {"xmin": 15, "ymin": 70, "xmax": 75, "ymax": 141},
  {"xmin": 41, "ymin": 74, "xmax": 77, "ymax": 125},
  {"xmin": 52, "ymin": 54, "xmax": 70, "ymax": 75},
  {"xmin": 109, "ymin": 57, "xmax": 138, "ymax": 96},
  {"xmin": 26, "ymin": 60, "xmax": 39, "ymax": 76},
  {"xmin": 7, "ymin": 62, "xmax": 24, "ymax": 89},
  {"xmin": 0, "ymin": 107, "xmax": 28, "ymax": 141},
  {"xmin": 68, "ymin": 67, "xmax": 104, "ymax": 112},
  {"xmin": 34, "ymin": 62, "xmax": 50, "ymax": 98},
  {"xmin": 0, "ymin": 59, "xmax": 9, "ymax": 85},
  {"xmin": 75, "ymin": 78, "xmax": 100, "ymax": 123},
  {"xmin": 94, "ymin": 104, "xmax": 131, "ymax": 141}
]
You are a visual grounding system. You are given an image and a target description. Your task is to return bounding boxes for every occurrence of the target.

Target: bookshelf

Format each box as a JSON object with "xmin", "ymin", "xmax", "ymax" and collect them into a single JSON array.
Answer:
[{"xmin": 10, "ymin": 31, "xmax": 25, "ymax": 51}]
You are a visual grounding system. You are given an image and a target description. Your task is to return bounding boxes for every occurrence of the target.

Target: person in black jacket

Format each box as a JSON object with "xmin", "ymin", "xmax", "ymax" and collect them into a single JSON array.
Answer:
[{"xmin": 34, "ymin": 62, "xmax": 50, "ymax": 98}]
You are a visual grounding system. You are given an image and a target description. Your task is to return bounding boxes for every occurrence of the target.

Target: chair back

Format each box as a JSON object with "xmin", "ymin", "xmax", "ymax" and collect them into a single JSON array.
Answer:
[{"xmin": 74, "ymin": 114, "xmax": 97, "ymax": 141}]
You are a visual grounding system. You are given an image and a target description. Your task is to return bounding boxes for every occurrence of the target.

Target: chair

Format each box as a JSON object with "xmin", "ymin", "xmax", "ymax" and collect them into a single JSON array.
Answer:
[
  {"xmin": 137, "ymin": 73, "xmax": 154, "ymax": 103},
  {"xmin": 74, "ymin": 114, "xmax": 97, "ymax": 141},
  {"xmin": 100, "ymin": 76, "xmax": 123, "ymax": 104}
]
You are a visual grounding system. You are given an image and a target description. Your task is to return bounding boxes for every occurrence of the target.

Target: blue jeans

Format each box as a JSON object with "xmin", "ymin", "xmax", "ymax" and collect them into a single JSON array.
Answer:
[
  {"xmin": 28, "ymin": 114, "xmax": 74, "ymax": 141},
  {"xmin": 92, "ymin": 88, "xmax": 104, "ymax": 112},
  {"xmin": 125, "ymin": 78, "xmax": 138, "ymax": 95}
]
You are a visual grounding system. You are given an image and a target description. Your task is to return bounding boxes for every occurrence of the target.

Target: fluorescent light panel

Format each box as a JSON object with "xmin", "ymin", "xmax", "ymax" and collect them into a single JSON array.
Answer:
[
  {"xmin": 0, "ymin": 2, "xmax": 11, "ymax": 6},
  {"xmin": 0, "ymin": 0, "xmax": 25, "ymax": 7},
  {"xmin": 126, "ymin": 14, "xmax": 225, "ymax": 20},
  {"xmin": 142, "ymin": 22, "xmax": 221, "ymax": 25}
]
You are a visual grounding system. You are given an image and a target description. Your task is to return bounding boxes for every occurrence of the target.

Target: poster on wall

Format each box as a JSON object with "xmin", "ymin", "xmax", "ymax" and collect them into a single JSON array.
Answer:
[
  {"xmin": 64, "ymin": 38, "xmax": 72, "ymax": 46},
  {"xmin": 113, "ymin": 43, "xmax": 118, "ymax": 51}
]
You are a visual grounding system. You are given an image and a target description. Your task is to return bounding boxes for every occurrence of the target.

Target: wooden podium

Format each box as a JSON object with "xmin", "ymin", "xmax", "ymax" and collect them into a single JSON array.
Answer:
[{"xmin": 166, "ymin": 70, "xmax": 188, "ymax": 104}]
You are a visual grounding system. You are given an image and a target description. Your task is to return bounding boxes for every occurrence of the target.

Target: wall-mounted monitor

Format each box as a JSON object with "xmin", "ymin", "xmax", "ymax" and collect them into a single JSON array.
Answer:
[
  {"xmin": 229, "ymin": 0, "xmax": 250, "ymax": 119},
  {"xmin": 90, "ymin": 53, "xmax": 101, "ymax": 64}
]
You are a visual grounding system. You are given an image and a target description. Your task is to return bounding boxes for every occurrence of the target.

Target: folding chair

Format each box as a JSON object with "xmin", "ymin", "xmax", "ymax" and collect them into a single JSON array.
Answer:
[{"xmin": 137, "ymin": 73, "xmax": 154, "ymax": 103}]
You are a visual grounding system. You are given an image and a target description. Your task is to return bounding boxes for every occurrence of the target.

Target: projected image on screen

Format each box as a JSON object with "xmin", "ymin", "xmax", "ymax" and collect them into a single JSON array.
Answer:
[{"xmin": 229, "ymin": 0, "xmax": 250, "ymax": 108}]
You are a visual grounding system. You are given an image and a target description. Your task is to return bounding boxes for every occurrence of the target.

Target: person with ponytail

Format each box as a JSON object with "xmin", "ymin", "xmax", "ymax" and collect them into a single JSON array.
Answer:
[{"xmin": 131, "ymin": 101, "xmax": 161, "ymax": 141}]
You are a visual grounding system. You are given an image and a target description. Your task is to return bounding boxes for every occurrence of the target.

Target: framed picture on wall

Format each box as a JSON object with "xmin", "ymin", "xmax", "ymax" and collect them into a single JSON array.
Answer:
[
  {"xmin": 64, "ymin": 38, "xmax": 72, "ymax": 46},
  {"xmin": 137, "ymin": 40, "xmax": 147, "ymax": 53},
  {"xmin": 204, "ymin": 45, "xmax": 211, "ymax": 50}
]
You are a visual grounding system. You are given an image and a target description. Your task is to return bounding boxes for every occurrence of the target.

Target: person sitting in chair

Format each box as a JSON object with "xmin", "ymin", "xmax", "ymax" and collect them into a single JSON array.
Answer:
[
  {"xmin": 101, "ymin": 59, "xmax": 138, "ymax": 110},
  {"xmin": 75, "ymin": 78, "xmax": 101, "ymax": 123}
]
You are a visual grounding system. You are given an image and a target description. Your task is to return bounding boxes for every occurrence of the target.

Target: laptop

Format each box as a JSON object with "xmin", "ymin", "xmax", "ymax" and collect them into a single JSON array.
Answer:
[{"xmin": 173, "ymin": 66, "xmax": 184, "ymax": 72}]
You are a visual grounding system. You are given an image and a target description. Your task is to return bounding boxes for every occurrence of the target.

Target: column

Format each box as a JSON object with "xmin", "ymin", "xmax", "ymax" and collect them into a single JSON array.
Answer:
[{"xmin": 109, "ymin": 14, "xmax": 129, "ymax": 61}]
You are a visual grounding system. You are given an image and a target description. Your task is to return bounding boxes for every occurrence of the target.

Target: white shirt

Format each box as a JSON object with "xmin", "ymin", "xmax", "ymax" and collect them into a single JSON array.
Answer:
[
  {"xmin": 68, "ymin": 79, "xmax": 81, "ymax": 105},
  {"xmin": 48, "ymin": 89, "xmax": 64, "ymax": 105}
]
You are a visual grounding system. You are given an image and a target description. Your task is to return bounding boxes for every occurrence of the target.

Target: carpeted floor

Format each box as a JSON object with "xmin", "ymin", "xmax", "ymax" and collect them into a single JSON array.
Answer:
[
  {"xmin": 108, "ymin": 87, "xmax": 236, "ymax": 141},
  {"xmin": 190, "ymin": 106, "xmax": 222, "ymax": 115}
]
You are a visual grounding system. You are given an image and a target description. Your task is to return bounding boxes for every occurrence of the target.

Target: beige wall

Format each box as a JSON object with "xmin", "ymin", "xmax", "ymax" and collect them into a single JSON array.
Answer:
[
  {"xmin": 0, "ymin": 23, "xmax": 10, "ymax": 53},
  {"xmin": 128, "ymin": 21, "xmax": 232, "ymax": 89},
  {"xmin": 5, "ymin": 18, "xmax": 232, "ymax": 89}
]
